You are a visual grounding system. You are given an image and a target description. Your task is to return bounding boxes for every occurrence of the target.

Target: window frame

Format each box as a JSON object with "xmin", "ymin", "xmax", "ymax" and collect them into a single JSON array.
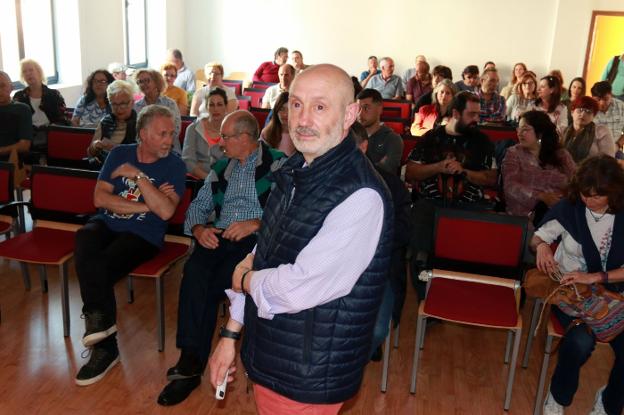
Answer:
[{"xmin": 123, "ymin": 0, "xmax": 148, "ymax": 69}]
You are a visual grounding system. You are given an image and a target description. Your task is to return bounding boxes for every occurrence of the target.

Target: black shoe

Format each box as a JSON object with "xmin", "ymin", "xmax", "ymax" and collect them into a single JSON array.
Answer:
[
  {"xmin": 157, "ymin": 377, "xmax": 201, "ymax": 406},
  {"xmin": 81, "ymin": 311, "xmax": 117, "ymax": 347},
  {"xmin": 75, "ymin": 345, "xmax": 120, "ymax": 386},
  {"xmin": 166, "ymin": 350, "xmax": 203, "ymax": 381}
]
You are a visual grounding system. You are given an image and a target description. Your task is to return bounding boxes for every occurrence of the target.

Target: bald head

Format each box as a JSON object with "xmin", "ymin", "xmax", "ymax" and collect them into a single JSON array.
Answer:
[
  {"xmin": 0, "ymin": 71, "xmax": 12, "ymax": 104},
  {"xmin": 291, "ymin": 64, "xmax": 354, "ymax": 106}
]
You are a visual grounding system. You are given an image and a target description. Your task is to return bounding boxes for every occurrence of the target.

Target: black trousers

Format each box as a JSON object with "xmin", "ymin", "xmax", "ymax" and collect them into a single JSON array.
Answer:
[
  {"xmin": 175, "ymin": 234, "xmax": 256, "ymax": 363},
  {"xmin": 75, "ymin": 220, "xmax": 159, "ymax": 320}
]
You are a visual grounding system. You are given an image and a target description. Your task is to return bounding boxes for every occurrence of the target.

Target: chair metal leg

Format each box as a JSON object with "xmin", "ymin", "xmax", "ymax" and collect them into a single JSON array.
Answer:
[
  {"xmin": 156, "ymin": 277, "xmax": 165, "ymax": 352},
  {"xmin": 393, "ymin": 323, "xmax": 400, "ymax": 349},
  {"xmin": 15, "ymin": 188, "xmax": 26, "ymax": 234},
  {"xmin": 39, "ymin": 265, "xmax": 48, "ymax": 293},
  {"xmin": 381, "ymin": 319, "xmax": 392, "ymax": 392},
  {"xmin": 503, "ymin": 328, "xmax": 522, "ymax": 411},
  {"xmin": 59, "ymin": 263, "xmax": 70, "ymax": 337},
  {"xmin": 410, "ymin": 315, "xmax": 426, "ymax": 394},
  {"xmin": 418, "ymin": 317, "xmax": 427, "ymax": 350},
  {"xmin": 127, "ymin": 276, "xmax": 134, "ymax": 304},
  {"xmin": 523, "ymin": 298, "xmax": 543, "ymax": 368},
  {"xmin": 504, "ymin": 330, "xmax": 513, "ymax": 364},
  {"xmin": 533, "ymin": 334, "xmax": 554, "ymax": 415},
  {"xmin": 20, "ymin": 262, "xmax": 31, "ymax": 290}
]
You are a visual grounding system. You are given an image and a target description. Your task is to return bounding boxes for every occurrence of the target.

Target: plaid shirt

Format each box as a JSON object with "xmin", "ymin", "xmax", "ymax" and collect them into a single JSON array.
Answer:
[
  {"xmin": 184, "ymin": 148, "xmax": 263, "ymax": 234},
  {"xmin": 478, "ymin": 90, "xmax": 506, "ymax": 123},
  {"xmin": 594, "ymin": 98, "xmax": 624, "ymax": 143}
]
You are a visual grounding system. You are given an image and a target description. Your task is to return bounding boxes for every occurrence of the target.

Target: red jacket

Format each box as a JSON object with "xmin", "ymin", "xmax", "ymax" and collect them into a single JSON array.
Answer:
[{"xmin": 253, "ymin": 61, "xmax": 279, "ymax": 83}]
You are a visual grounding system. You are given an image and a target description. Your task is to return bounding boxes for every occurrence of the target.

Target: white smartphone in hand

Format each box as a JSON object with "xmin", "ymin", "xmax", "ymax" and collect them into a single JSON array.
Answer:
[{"xmin": 215, "ymin": 369, "xmax": 229, "ymax": 400}]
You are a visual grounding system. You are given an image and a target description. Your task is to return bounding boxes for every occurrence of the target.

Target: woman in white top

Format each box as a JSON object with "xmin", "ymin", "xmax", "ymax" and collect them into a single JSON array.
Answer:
[
  {"xmin": 531, "ymin": 155, "xmax": 624, "ymax": 415},
  {"xmin": 189, "ymin": 62, "xmax": 238, "ymax": 116},
  {"xmin": 535, "ymin": 75, "xmax": 568, "ymax": 135}
]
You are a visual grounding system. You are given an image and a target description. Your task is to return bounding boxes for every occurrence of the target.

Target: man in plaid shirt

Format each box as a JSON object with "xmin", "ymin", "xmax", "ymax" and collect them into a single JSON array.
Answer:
[{"xmin": 477, "ymin": 68, "xmax": 506, "ymax": 124}]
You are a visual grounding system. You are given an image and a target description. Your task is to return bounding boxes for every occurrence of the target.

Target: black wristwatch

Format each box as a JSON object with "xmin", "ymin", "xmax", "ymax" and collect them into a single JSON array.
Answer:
[{"xmin": 219, "ymin": 326, "xmax": 241, "ymax": 340}]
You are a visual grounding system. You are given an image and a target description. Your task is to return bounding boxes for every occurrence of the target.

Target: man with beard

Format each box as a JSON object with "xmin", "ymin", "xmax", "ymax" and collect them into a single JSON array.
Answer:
[{"xmin": 405, "ymin": 91, "xmax": 495, "ymax": 299}]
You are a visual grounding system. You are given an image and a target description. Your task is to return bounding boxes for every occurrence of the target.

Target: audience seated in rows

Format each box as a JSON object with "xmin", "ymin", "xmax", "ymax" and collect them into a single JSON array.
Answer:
[
  {"xmin": 402, "ymin": 55, "xmax": 427, "ymax": 89},
  {"xmin": 190, "ymin": 63, "xmax": 238, "ymax": 116},
  {"xmin": 564, "ymin": 77, "xmax": 586, "ymax": 125},
  {"xmin": 454, "ymin": 65, "xmax": 479, "ymax": 93},
  {"xmin": 563, "ymin": 96, "xmax": 615, "ymax": 164},
  {"xmin": 477, "ymin": 68, "xmax": 506, "ymax": 124},
  {"xmin": 359, "ymin": 55, "xmax": 380, "ymax": 88},
  {"xmin": 356, "ymin": 88, "xmax": 403, "ymax": 175},
  {"xmin": 72, "ymin": 69, "xmax": 114, "ymax": 128},
  {"xmin": 253, "ymin": 47, "xmax": 288, "ymax": 83},
  {"xmin": 405, "ymin": 60, "xmax": 432, "ymax": 105},
  {"xmin": 410, "ymin": 79, "xmax": 456, "ymax": 137},
  {"xmin": 414, "ymin": 65, "xmax": 453, "ymax": 112},
  {"xmin": 502, "ymin": 111, "xmax": 575, "ymax": 219},
  {"xmin": 506, "ymin": 72, "xmax": 538, "ymax": 122},
  {"xmin": 290, "ymin": 50, "xmax": 310, "ymax": 73},
  {"xmin": 262, "ymin": 64, "xmax": 295, "ymax": 109},
  {"xmin": 87, "ymin": 80, "xmax": 138, "ymax": 166},
  {"xmin": 549, "ymin": 69, "xmax": 569, "ymax": 101},
  {"xmin": 367, "ymin": 57, "xmax": 404, "ymax": 100},
  {"xmin": 161, "ymin": 63, "xmax": 189, "ymax": 116},
  {"xmin": 500, "ymin": 63, "xmax": 527, "ymax": 100},
  {"xmin": 535, "ymin": 75, "xmax": 568, "ymax": 134},
  {"xmin": 167, "ymin": 49, "xmax": 195, "ymax": 93},
  {"xmin": 181, "ymin": 88, "xmax": 226, "ymax": 179},
  {"xmin": 133, "ymin": 68, "xmax": 181, "ymax": 154},
  {"xmin": 108, "ymin": 62, "xmax": 128, "ymax": 81},
  {"xmin": 0, "ymin": 70, "xmax": 32, "ymax": 162},
  {"xmin": 260, "ymin": 92, "xmax": 295, "ymax": 156},
  {"xmin": 591, "ymin": 81, "xmax": 624, "ymax": 145}
]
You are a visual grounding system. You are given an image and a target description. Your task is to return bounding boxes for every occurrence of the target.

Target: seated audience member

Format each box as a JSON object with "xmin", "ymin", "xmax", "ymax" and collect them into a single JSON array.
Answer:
[
  {"xmin": 535, "ymin": 75, "xmax": 568, "ymax": 134},
  {"xmin": 532, "ymin": 155, "xmax": 624, "ymax": 415},
  {"xmin": 108, "ymin": 63, "xmax": 127, "ymax": 81},
  {"xmin": 87, "ymin": 80, "xmax": 138, "ymax": 165},
  {"xmin": 0, "ymin": 71, "xmax": 32, "ymax": 161},
  {"xmin": 483, "ymin": 61, "xmax": 496, "ymax": 71},
  {"xmin": 454, "ymin": 65, "xmax": 480, "ymax": 93},
  {"xmin": 260, "ymin": 92, "xmax": 295, "ymax": 156},
  {"xmin": 405, "ymin": 61, "xmax": 432, "ymax": 104},
  {"xmin": 290, "ymin": 50, "xmax": 309, "ymax": 73},
  {"xmin": 502, "ymin": 111, "xmax": 575, "ymax": 219},
  {"xmin": 167, "ymin": 48, "xmax": 195, "ymax": 93},
  {"xmin": 157, "ymin": 110, "xmax": 286, "ymax": 406},
  {"xmin": 161, "ymin": 63, "xmax": 189, "ymax": 116},
  {"xmin": 72, "ymin": 69, "xmax": 114, "ymax": 127},
  {"xmin": 357, "ymin": 88, "xmax": 404, "ymax": 174},
  {"xmin": 253, "ymin": 47, "xmax": 288, "ymax": 83},
  {"xmin": 410, "ymin": 79, "xmax": 456, "ymax": 137},
  {"xmin": 500, "ymin": 62, "xmax": 527, "ymax": 99},
  {"xmin": 477, "ymin": 68, "xmax": 506, "ymax": 123},
  {"xmin": 414, "ymin": 65, "xmax": 453, "ymax": 111},
  {"xmin": 74, "ymin": 105, "xmax": 186, "ymax": 387},
  {"xmin": 190, "ymin": 62, "xmax": 238, "ymax": 116},
  {"xmin": 181, "ymin": 88, "xmax": 227, "ymax": 178},
  {"xmin": 549, "ymin": 69, "xmax": 568, "ymax": 101},
  {"xmin": 563, "ymin": 77, "xmax": 587, "ymax": 125},
  {"xmin": 402, "ymin": 55, "xmax": 428, "ymax": 88},
  {"xmin": 360, "ymin": 55, "xmax": 380, "ymax": 87},
  {"xmin": 591, "ymin": 81, "xmax": 624, "ymax": 145},
  {"xmin": 134, "ymin": 69, "xmax": 181, "ymax": 154},
  {"xmin": 506, "ymin": 72, "xmax": 538, "ymax": 122},
  {"xmin": 406, "ymin": 91, "xmax": 496, "ymax": 298},
  {"xmin": 262, "ymin": 64, "xmax": 295, "ymax": 109},
  {"xmin": 350, "ymin": 121, "xmax": 410, "ymax": 361},
  {"xmin": 602, "ymin": 52, "xmax": 624, "ymax": 99},
  {"xmin": 367, "ymin": 57, "xmax": 404, "ymax": 100},
  {"xmin": 563, "ymin": 96, "xmax": 615, "ymax": 163}
]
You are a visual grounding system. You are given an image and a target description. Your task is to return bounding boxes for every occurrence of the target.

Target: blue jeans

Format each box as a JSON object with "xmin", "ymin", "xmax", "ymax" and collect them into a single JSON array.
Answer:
[
  {"xmin": 370, "ymin": 280, "xmax": 394, "ymax": 357},
  {"xmin": 550, "ymin": 306, "xmax": 624, "ymax": 414}
]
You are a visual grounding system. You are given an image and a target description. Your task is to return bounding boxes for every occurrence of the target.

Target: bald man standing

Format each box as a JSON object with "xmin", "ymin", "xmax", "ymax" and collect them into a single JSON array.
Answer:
[{"xmin": 209, "ymin": 64, "xmax": 393, "ymax": 414}]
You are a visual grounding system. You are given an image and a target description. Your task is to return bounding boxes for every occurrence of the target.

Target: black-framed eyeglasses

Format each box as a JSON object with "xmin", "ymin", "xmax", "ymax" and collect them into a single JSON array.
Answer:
[
  {"xmin": 220, "ymin": 131, "xmax": 250, "ymax": 141},
  {"xmin": 111, "ymin": 100, "xmax": 132, "ymax": 109}
]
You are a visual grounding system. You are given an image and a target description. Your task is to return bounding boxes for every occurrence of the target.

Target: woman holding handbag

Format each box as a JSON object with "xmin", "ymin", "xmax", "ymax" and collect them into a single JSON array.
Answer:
[{"xmin": 531, "ymin": 155, "xmax": 624, "ymax": 415}]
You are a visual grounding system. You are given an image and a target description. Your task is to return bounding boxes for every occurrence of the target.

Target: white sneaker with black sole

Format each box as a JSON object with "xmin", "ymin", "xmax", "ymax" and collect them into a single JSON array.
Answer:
[
  {"xmin": 75, "ymin": 346, "xmax": 120, "ymax": 386},
  {"xmin": 543, "ymin": 391, "xmax": 565, "ymax": 415}
]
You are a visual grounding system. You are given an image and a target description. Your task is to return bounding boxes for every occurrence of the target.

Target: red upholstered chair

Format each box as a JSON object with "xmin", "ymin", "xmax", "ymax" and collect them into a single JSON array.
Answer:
[
  {"xmin": 0, "ymin": 166, "xmax": 98, "ymax": 336},
  {"xmin": 223, "ymin": 79, "xmax": 243, "ymax": 96},
  {"xmin": 410, "ymin": 208, "xmax": 528, "ymax": 411},
  {"xmin": 125, "ymin": 179, "xmax": 198, "ymax": 351},
  {"xmin": 0, "ymin": 162, "xmax": 17, "ymax": 239},
  {"xmin": 381, "ymin": 106, "xmax": 401, "ymax": 119},
  {"xmin": 381, "ymin": 117, "xmax": 408, "ymax": 135},
  {"xmin": 479, "ymin": 125, "xmax": 519, "ymax": 143},
  {"xmin": 180, "ymin": 116, "xmax": 195, "ymax": 148},
  {"xmin": 46, "ymin": 125, "xmax": 96, "ymax": 168},
  {"xmin": 250, "ymin": 108, "xmax": 271, "ymax": 129},
  {"xmin": 383, "ymin": 99, "xmax": 412, "ymax": 121},
  {"xmin": 251, "ymin": 81, "xmax": 275, "ymax": 90},
  {"xmin": 237, "ymin": 95, "xmax": 251, "ymax": 111},
  {"xmin": 243, "ymin": 88, "xmax": 267, "ymax": 108},
  {"xmin": 401, "ymin": 138, "xmax": 418, "ymax": 165}
]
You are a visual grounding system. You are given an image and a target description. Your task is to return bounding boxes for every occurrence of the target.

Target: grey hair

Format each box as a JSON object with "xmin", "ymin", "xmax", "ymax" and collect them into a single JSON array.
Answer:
[
  {"xmin": 431, "ymin": 79, "xmax": 457, "ymax": 106},
  {"xmin": 0, "ymin": 70, "xmax": 11, "ymax": 83},
  {"xmin": 106, "ymin": 80, "xmax": 135, "ymax": 101},
  {"xmin": 231, "ymin": 110, "xmax": 259, "ymax": 140},
  {"xmin": 136, "ymin": 105, "xmax": 174, "ymax": 140}
]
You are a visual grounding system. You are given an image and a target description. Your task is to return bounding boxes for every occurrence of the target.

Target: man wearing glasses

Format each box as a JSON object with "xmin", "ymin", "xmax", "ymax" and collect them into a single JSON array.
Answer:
[{"xmin": 157, "ymin": 110, "xmax": 286, "ymax": 406}]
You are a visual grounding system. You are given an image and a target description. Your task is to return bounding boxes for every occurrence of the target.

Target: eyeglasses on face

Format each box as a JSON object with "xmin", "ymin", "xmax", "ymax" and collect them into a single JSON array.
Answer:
[
  {"xmin": 219, "ymin": 131, "xmax": 250, "ymax": 141},
  {"xmin": 111, "ymin": 101, "xmax": 132, "ymax": 109},
  {"xmin": 137, "ymin": 78, "xmax": 152, "ymax": 85},
  {"xmin": 93, "ymin": 79, "xmax": 109, "ymax": 85}
]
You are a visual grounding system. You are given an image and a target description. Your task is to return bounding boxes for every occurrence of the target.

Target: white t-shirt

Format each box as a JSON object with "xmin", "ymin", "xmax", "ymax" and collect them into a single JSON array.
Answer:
[{"xmin": 30, "ymin": 97, "xmax": 50, "ymax": 127}]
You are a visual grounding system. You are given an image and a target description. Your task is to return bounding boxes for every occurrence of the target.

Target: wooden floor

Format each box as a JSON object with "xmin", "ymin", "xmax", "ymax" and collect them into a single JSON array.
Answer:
[{"xmin": 0, "ymin": 245, "xmax": 615, "ymax": 414}]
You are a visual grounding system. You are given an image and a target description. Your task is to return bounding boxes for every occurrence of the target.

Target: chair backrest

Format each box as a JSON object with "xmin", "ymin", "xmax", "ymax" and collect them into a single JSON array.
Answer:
[
  {"xmin": 30, "ymin": 165, "xmax": 99, "ymax": 224},
  {"xmin": 402, "ymin": 138, "xmax": 418, "ymax": 165},
  {"xmin": 383, "ymin": 99, "xmax": 412, "ymax": 121},
  {"xmin": 47, "ymin": 126, "xmax": 96, "ymax": 168},
  {"xmin": 479, "ymin": 126, "xmax": 519, "ymax": 143},
  {"xmin": 167, "ymin": 178, "xmax": 201, "ymax": 235},
  {"xmin": 237, "ymin": 95, "xmax": 251, "ymax": 110},
  {"xmin": 180, "ymin": 117, "xmax": 195, "ymax": 147},
  {"xmin": 250, "ymin": 108, "xmax": 271, "ymax": 128},
  {"xmin": 0, "ymin": 162, "xmax": 14, "ymax": 205},
  {"xmin": 381, "ymin": 106, "xmax": 401, "ymax": 119},
  {"xmin": 382, "ymin": 117, "xmax": 408, "ymax": 135},
  {"xmin": 251, "ymin": 81, "xmax": 275, "ymax": 90},
  {"xmin": 223, "ymin": 79, "xmax": 243, "ymax": 96},
  {"xmin": 432, "ymin": 208, "xmax": 528, "ymax": 279},
  {"xmin": 243, "ymin": 88, "xmax": 267, "ymax": 108}
]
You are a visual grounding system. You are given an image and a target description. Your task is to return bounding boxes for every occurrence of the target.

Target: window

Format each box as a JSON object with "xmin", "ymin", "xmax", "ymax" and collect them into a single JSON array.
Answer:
[
  {"xmin": 0, "ymin": 0, "xmax": 58, "ymax": 86},
  {"xmin": 124, "ymin": 0, "xmax": 147, "ymax": 68}
]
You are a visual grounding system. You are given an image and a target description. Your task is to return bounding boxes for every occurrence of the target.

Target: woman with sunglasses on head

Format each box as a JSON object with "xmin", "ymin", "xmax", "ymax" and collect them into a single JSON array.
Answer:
[
  {"xmin": 562, "ymin": 96, "xmax": 615, "ymax": 164},
  {"xmin": 531, "ymin": 155, "xmax": 624, "ymax": 415},
  {"xmin": 536, "ymin": 75, "xmax": 568, "ymax": 135},
  {"xmin": 72, "ymin": 69, "xmax": 114, "ymax": 127}
]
